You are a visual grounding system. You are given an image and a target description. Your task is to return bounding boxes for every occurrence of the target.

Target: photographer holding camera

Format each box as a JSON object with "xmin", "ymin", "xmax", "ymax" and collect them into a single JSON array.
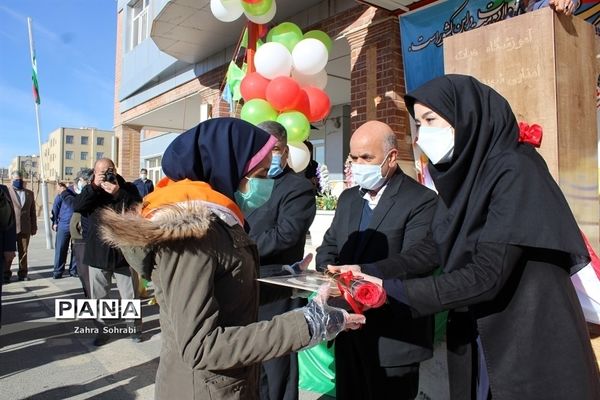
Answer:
[{"xmin": 72, "ymin": 158, "xmax": 143, "ymax": 346}]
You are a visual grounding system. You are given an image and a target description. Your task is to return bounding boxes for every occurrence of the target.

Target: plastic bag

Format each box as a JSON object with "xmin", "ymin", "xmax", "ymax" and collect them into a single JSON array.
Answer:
[
  {"xmin": 298, "ymin": 340, "xmax": 336, "ymax": 396},
  {"xmin": 298, "ymin": 291, "xmax": 336, "ymax": 396}
]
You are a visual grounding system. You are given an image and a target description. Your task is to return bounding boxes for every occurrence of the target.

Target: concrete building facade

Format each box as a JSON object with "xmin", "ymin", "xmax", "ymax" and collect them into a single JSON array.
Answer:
[{"xmin": 41, "ymin": 127, "xmax": 116, "ymax": 182}]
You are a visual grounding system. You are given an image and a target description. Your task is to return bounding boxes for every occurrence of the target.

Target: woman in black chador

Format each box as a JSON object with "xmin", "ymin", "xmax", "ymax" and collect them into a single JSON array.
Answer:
[{"xmin": 331, "ymin": 74, "xmax": 600, "ymax": 399}]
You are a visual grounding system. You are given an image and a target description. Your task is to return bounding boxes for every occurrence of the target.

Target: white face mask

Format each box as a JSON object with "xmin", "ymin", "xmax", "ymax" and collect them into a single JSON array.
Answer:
[
  {"xmin": 351, "ymin": 152, "xmax": 391, "ymax": 191},
  {"xmin": 140, "ymin": 174, "xmax": 147, "ymax": 181},
  {"xmin": 417, "ymin": 126, "xmax": 455, "ymax": 165},
  {"xmin": 75, "ymin": 180, "xmax": 86, "ymax": 194}
]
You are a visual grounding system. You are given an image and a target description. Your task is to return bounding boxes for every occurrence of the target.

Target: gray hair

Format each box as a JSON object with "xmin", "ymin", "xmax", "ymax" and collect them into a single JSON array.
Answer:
[
  {"xmin": 11, "ymin": 170, "xmax": 23, "ymax": 179},
  {"xmin": 77, "ymin": 168, "xmax": 94, "ymax": 182},
  {"xmin": 257, "ymin": 121, "xmax": 287, "ymax": 143},
  {"xmin": 382, "ymin": 131, "xmax": 398, "ymax": 154}
]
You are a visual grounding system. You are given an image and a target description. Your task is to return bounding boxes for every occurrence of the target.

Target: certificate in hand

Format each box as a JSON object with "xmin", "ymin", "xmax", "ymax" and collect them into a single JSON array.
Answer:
[{"xmin": 257, "ymin": 270, "xmax": 340, "ymax": 296}]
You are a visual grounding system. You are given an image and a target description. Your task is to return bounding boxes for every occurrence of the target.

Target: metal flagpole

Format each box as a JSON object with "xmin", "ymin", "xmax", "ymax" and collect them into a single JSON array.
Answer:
[{"xmin": 27, "ymin": 17, "xmax": 53, "ymax": 250}]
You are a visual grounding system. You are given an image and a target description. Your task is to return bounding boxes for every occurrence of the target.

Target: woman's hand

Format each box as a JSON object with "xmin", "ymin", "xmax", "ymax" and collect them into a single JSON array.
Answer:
[
  {"xmin": 549, "ymin": 0, "xmax": 577, "ymax": 16},
  {"xmin": 327, "ymin": 264, "xmax": 361, "ymax": 274},
  {"xmin": 328, "ymin": 264, "xmax": 383, "ymax": 286},
  {"xmin": 302, "ymin": 284, "xmax": 366, "ymax": 347},
  {"xmin": 327, "ymin": 264, "xmax": 383, "ymax": 286},
  {"xmin": 344, "ymin": 313, "xmax": 366, "ymax": 330}
]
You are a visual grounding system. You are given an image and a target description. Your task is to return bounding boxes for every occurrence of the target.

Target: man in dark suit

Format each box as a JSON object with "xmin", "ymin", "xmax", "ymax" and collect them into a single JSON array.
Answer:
[
  {"xmin": 4, "ymin": 171, "xmax": 37, "ymax": 282},
  {"xmin": 0, "ymin": 184, "xmax": 17, "ymax": 327},
  {"xmin": 316, "ymin": 120, "xmax": 438, "ymax": 400},
  {"xmin": 246, "ymin": 121, "xmax": 316, "ymax": 400}
]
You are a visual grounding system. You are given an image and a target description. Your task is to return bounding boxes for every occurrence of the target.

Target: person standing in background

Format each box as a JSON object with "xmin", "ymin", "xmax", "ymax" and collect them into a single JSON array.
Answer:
[
  {"xmin": 133, "ymin": 168, "xmax": 154, "ymax": 198},
  {"xmin": 72, "ymin": 159, "xmax": 143, "ymax": 346},
  {"xmin": 0, "ymin": 183, "xmax": 16, "ymax": 327},
  {"xmin": 4, "ymin": 171, "xmax": 37, "ymax": 282},
  {"xmin": 60, "ymin": 169, "xmax": 93, "ymax": 297},
  {"xmin": 246, "ymin": 121, "xmax": 317, "ymax": 400},
  {"xmin": 51, "ymin": 181, "xmax": 77, "ymax": 279}
]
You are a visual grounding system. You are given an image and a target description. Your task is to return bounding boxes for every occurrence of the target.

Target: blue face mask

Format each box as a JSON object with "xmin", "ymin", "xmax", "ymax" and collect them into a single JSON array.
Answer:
[
  {"xmin": 267, "ymin": 153, "xmax": 284, "ymax": 178},
  {"xmin": 234, "ymin": 177, "xmax": 275, "ymax": 214},
  {"xmin": 12, "ymin": 179, "xmax": 23, "ymax": 190}
]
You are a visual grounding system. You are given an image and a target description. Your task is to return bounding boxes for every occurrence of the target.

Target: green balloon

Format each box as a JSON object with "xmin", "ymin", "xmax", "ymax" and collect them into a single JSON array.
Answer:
[
  {"xmin": 277, "ymin": 111, "xmax": 310, "ymax": 142},
  {"xmin": 303, "ymin": 30, "xmax": 332, "ymax": 53},
  {"xmin": 267, "ymin": 22, "xmax": 303, "ymax": 53},
  {"xmin": 241, "ymin": 99, "xmax": 278, "ymax": 126},
  {"xmin": 242, "ymin": 0, "xmax": 273, "ymax": 16}
]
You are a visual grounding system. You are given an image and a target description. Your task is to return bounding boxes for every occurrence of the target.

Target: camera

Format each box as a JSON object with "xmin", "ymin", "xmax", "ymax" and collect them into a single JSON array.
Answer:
[{"xmin": 104, "ymin": 168, "xmax": 117, "ymax": 184}]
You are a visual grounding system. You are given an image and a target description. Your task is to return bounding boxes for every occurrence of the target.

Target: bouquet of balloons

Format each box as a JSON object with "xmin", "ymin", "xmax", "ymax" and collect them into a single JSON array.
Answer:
[
  {"xmin": 240, "ymin": 22, "xmax": 332, "ymax": 172},
  {"xmin": 210, "ymin": 2, "xmax": 334, "ymax": 173},
  {"xmin": 211, "ymin": 0, "xmax": 277, "ymax": 24}
]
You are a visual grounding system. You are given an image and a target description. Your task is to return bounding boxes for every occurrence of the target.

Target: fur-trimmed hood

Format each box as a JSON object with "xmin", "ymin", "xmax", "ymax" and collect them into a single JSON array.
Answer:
[{"xmin": 100, "ymin": 203, "xmax": 215, "ymax": 248}]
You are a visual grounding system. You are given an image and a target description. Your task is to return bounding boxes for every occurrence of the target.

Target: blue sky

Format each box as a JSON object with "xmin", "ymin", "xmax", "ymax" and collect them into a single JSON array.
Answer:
[{"xmin": 0, "ymin": 1, "xmax": 116, "ymax": 168}]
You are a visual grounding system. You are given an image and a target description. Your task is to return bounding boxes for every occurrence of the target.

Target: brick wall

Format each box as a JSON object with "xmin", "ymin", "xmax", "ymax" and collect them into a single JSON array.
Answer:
[
  {"xmin": 114, "ymin": 125, "xmax": 141, "ymax": 181},
  {"xmin": 308, "ymin": 5, "xmax": 413, "ymax": 161}
]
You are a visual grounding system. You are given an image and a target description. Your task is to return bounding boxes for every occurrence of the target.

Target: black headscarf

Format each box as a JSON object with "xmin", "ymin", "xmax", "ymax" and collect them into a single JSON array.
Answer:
[
  {"xmin": 162, "ymin": 117, "xmax": 276, "ymax": 200},
  {"xmin": 405, "ymin": 74, "xmax": 588, "ymax": 273}
]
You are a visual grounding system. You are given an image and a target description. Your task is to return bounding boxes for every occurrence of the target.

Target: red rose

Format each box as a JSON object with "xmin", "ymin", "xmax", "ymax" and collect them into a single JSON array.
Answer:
[{"xmin": 352, "ymin": 281, "xmax": 387, "ymax": 308}]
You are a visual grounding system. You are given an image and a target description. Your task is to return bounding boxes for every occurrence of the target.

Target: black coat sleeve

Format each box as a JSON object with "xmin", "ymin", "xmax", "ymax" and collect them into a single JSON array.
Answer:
[
  {"xmin": 114, "ymin": 182, "xmax": 143, "ymax": 210},
  {"xmin": 395, "ymin": 243, "xmax": 523, "ymax": 317},
  {"xmin": 363, "ymin": 233, "xmax": 440, "ymax": 279},
  {"xmin": 72, "ymin": 184, "xmax": 104, "ymax": 214},
  {"xmin": 250, "ymin": 180, "xmax": 315, "ymax": 260},
  {"xmin": 400, "ymin": 191, "xmax": 437, "ymax": 251}
]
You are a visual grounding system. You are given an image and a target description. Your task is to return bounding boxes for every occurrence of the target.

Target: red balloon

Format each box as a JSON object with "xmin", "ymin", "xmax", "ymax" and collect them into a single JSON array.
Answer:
[
  {"xmin": 240, "ymin": 72, "xmax": 270, "ymax": 101},
  {"xmin": 266, "ymin": 76, "xmax": 301, "ymax": 112},
  {"xmin": 291, "ymin": 89, "xmax": 310, "ymax": 117},
  {"xmin": 304, "ymin": 87, "xmax": 331, "ymax": 122}
]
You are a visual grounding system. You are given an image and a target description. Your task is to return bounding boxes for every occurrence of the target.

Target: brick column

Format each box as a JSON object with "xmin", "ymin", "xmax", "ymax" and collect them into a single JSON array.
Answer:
[
  {"xmin": 114, "ymin": 124, "xmax": 141, "ymax": 182},
  {"xmin": 345, "ymin": 11, "xmax": 413, "ymax": 162}
]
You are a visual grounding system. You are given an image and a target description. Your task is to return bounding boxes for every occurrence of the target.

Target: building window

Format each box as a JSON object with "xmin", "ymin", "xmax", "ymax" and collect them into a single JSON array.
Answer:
[
  {"xmin": 81, "ymin": 136, "xmax": 89, "ymax": 145},
  {"xmin": 81, "ymin": 152, "xmax": 88, "ymax": 160},
  {"xmin": 32, "ymin": 161, "xmax": 37, "ymax": 168},
  {"xmin": 130, "ymin": 0, "xmax": 150, "ymax": 51},
  {"xmin": 66, "ymin": 135, "xmax": 74, "ymax": 144},
  {"xmin": 65, "ymin": 151, "xmax": 74, "ymax": 160},
  {"xmin": 96, "ymin": 152, "xmax": 104, "ymax": 160},
  {"xmin": 145, "ymin": 155, "xmax": 163, "ymax": 183},
  {"xmin": 97, "ymin": 137, "xmax": 104, "ymax": 146},
  {"xmin": 65, "ymin": 167, "xmax": 74, "ymax": 176}
]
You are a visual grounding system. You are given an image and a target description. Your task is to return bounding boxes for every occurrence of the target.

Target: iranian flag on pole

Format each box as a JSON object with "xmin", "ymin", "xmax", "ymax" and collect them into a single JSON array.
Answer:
[{"xmin": 31, "ymin": 50, "xmax": 40, "ymax": 104}]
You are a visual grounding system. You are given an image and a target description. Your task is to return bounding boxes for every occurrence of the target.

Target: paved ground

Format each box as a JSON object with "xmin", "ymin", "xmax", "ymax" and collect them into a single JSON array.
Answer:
[{"xmin": 0, "ymin": 227, "xmax": 448, "ymax": 400}]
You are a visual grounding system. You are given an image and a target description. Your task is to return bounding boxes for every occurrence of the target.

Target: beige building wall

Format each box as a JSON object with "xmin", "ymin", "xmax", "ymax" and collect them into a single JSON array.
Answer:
[
  {"xmin": 41, "ymin": 127, "xmax": 115, "ymax": 181},
  {"xmin": 9, "ymin": 155, "xmax": 41, "ymax": 179}
]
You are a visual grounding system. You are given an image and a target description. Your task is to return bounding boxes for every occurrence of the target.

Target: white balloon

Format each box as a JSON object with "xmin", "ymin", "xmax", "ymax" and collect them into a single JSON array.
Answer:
[
  {"xmin": 287, "ymin": 142, "xmax": 311, "ymax": 172},
  {"xmin": 210, "ymin": 0, "xmax": 244, "ymax": 22},
  {"xmin": 245, "ymin": 2, "xmax": 276, "ymax": 24},
  {"xmin": 255, "ymin": 42, "xmax": 292, "ymax": 80},
  {"xmin": 292, "ymin": 38, "xmax": 328, "ymax": 75},
  {"xmin": 292, "ymin": 68, "xmax": 328, "ymax": 90}
]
